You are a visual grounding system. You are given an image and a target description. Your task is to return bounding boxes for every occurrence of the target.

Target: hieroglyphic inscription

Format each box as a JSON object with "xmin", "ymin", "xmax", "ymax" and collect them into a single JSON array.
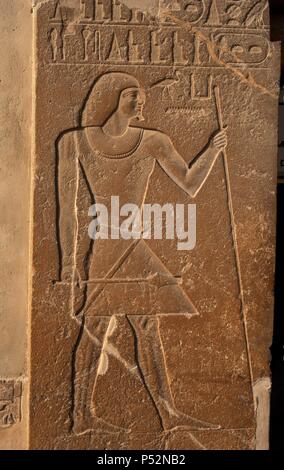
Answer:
[
  {"xmin": 214, "ymin": 32, "xmax": 270, "ymax": 65},
  {"xmin": 47, "ymin": 26, "xmax": 270, "ymax": 67},
  {"xmin": 77, "ymin": 0, "xmax": 268, "ymax": 27},
  {"xmin": 225, "ymin": 0, "xmax": 268, "ymax": 27},
  {"xmin": 0, "ymin": 380, "xmax": 22, "ymax": 427},
  {"xmin": 46, "ymin": 0, "xmax": 270, "ymax": 67}
]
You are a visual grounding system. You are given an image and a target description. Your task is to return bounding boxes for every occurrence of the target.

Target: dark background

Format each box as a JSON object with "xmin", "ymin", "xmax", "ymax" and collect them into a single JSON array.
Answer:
[
  {"xmin": 270, "ymin": 0, "xmax": 284, "ymax": 451},
  {"xmin": 270, "ymin": 0, "xmax": 284, "ymax": 84}
]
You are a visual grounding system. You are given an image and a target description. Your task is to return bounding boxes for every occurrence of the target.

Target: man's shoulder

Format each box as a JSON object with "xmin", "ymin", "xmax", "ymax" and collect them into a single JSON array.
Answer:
[
  {"xmin": 142, "ymin": 128, "xmax": 172, "ymax": 146},
  {"xmin": 57, "ymin": 128, "xmax": 84, "ymax": 146}
]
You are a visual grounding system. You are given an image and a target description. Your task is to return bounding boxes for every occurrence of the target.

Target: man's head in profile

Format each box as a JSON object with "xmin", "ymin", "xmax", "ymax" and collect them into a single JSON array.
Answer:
[
  {"xmin": 117, "ymin": 87, "xmax": 146, "ymax": 122},
  {"xmin": 81, "ymin": 72, "xmax": 146, "ymax": 129}
]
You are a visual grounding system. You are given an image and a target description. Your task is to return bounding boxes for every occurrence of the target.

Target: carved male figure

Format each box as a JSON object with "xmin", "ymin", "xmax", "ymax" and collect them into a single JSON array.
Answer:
[{"xmin": 57, "ymin": 72, "xmax": 227, "ymax": 434}]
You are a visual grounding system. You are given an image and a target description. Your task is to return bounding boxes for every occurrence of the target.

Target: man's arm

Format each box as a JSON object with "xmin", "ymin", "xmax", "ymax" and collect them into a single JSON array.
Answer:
[
  {"xmin": 154, "ymin": 130, "xmax": 227, "ymax": 198},
  {"xmin": 57, "ymin": 132, "xmax": 79, "ymax": 281}
]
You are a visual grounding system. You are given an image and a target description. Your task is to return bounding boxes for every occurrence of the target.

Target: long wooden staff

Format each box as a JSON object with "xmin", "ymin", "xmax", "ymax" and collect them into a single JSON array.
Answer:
[{"xmin": 213, "ymin": 86, "xmax": 254, "ymax": 393}]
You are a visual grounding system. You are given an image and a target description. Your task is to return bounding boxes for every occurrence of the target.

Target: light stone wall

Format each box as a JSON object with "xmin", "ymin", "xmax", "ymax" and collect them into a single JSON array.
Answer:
[{"xmin": 0, "ymin": 0, "xmax": 32, "ymax": 450}]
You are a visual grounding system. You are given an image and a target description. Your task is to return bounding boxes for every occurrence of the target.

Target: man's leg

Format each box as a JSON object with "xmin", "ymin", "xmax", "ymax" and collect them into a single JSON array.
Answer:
[
  {"xmin": 73, "ymin": 316, "xmax": 124, "ymax": 434},
  {"xmin": 127, "ymin": 315, "xmax": 220, "ymax": 431}
]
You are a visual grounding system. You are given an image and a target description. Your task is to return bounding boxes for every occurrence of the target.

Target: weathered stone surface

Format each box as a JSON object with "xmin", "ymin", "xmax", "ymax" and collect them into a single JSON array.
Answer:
[
  {"xmin": 0, "ymin": 380, "xmax": 22, "ymax": 428},
  {"xmin": 27, "ymin": 0, "xmax": 281, "ymax": 450},
  {"xmin": 0, "ymin": 0, "xmax": 32, "ymax": 450}
]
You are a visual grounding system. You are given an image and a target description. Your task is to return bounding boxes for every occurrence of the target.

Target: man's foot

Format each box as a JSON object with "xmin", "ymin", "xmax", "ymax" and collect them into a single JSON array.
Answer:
[
  {"xmin": 73, "ymin": 412, "xmax": 128, "ymax": 435},
  {"xmin": 160, "ymin": 400, "xmax": 220, "ymax": 431},
  {"xmin": 165, "ymin": 411, "xmax": 220, "ymax": 431}
]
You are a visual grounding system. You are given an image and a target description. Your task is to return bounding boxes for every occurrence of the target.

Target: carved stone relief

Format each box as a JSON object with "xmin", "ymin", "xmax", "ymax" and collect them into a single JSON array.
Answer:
[
  {"xmin": 0, "ymin": 380, "xmax": 22, "ymax": 428},
  {"xmin": 30, "ymin": 0, "xmax": 279, "ymax": 450}
]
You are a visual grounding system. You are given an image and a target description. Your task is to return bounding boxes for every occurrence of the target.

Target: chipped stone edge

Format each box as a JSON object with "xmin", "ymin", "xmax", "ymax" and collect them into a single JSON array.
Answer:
[
  {"xmin": 32, "ymin": 0, "xmax": 160, "ymax": 14},
  {"xmin": 254, "ymin": 377, "xmax": 272, "ymax": 450}
]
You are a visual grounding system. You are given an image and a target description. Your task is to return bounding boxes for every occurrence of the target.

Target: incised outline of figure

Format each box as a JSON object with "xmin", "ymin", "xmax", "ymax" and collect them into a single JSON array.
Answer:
[{"xmin": 57, "ymin": 72, "xmax": 227, "ymax": 435}]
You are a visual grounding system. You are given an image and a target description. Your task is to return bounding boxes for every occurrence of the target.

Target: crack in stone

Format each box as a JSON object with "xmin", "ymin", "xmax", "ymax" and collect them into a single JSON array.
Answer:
[{"xmin": 161, "ymin": 10, "xmax": 278, "ymax": 100}]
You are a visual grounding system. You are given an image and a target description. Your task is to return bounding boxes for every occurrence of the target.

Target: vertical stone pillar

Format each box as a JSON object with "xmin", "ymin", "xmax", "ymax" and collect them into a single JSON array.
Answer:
[
  {"xmin": 0, "ymin": 0, "xmax": 32, "ymax": 450},
  {"xmin": 1, "ymin": 0, "xmax": 279, "ymax": 450}
]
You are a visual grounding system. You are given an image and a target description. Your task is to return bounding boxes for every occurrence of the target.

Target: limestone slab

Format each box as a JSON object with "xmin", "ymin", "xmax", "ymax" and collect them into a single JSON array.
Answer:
[
  {"xmin": 29, "ymin": 0, "xmax": 280, "ymax": 450},
  {"xmin": 0, "ymin": 0, "xmax": 32, "ymax": 450}
]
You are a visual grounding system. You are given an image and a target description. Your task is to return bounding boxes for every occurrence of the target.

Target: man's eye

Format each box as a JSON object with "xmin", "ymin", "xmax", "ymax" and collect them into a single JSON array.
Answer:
[{"xmin": 123, "ymin": 91, "xmax": 139, "ymax": 99}]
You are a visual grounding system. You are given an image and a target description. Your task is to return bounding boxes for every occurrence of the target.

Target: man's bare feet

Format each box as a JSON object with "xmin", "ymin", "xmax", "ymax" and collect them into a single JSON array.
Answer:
[
  {"xmin": 159, "ymin": 400, "xmax": 220, "ymax": 431},
  {"xmin": 73, "ymin": 412, "xmax": 128, "ymax": 435}
]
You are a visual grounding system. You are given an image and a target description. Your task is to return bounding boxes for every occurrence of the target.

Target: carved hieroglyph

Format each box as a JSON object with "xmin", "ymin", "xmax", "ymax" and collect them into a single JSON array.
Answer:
[
  {"xmin": 0, "ymin": 380, "xmax": 22, "ymax": 428},
  {"xmin": 30, "ymin": 0, "xmax": 280, "ymax": 449}
]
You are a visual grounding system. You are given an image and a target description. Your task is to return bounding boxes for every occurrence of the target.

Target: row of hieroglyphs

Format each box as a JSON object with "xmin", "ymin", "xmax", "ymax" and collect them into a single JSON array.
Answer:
[
  {"xmin": 50, "ymin": 0, "xmax": 268, "ymax": 28},
  {"xmin": 48, "ymin": 26, "xmax": 270, "ymax": 66}
]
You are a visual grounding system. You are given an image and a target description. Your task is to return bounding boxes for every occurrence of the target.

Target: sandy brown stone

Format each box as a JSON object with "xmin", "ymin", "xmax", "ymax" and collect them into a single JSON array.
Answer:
[
  {"xmin": 27, "ymin": 0, "xmax": 280, "ymax": 450},
  {"xmin": 0, "ymin": 0, "xmax": 32, "ymax": 450}
]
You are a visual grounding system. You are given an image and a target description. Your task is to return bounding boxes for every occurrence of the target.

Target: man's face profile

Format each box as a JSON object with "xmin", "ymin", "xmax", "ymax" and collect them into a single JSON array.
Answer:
[{"xmin": 118, "ymin": 87, "xmax": 146, "ymax": 121}]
